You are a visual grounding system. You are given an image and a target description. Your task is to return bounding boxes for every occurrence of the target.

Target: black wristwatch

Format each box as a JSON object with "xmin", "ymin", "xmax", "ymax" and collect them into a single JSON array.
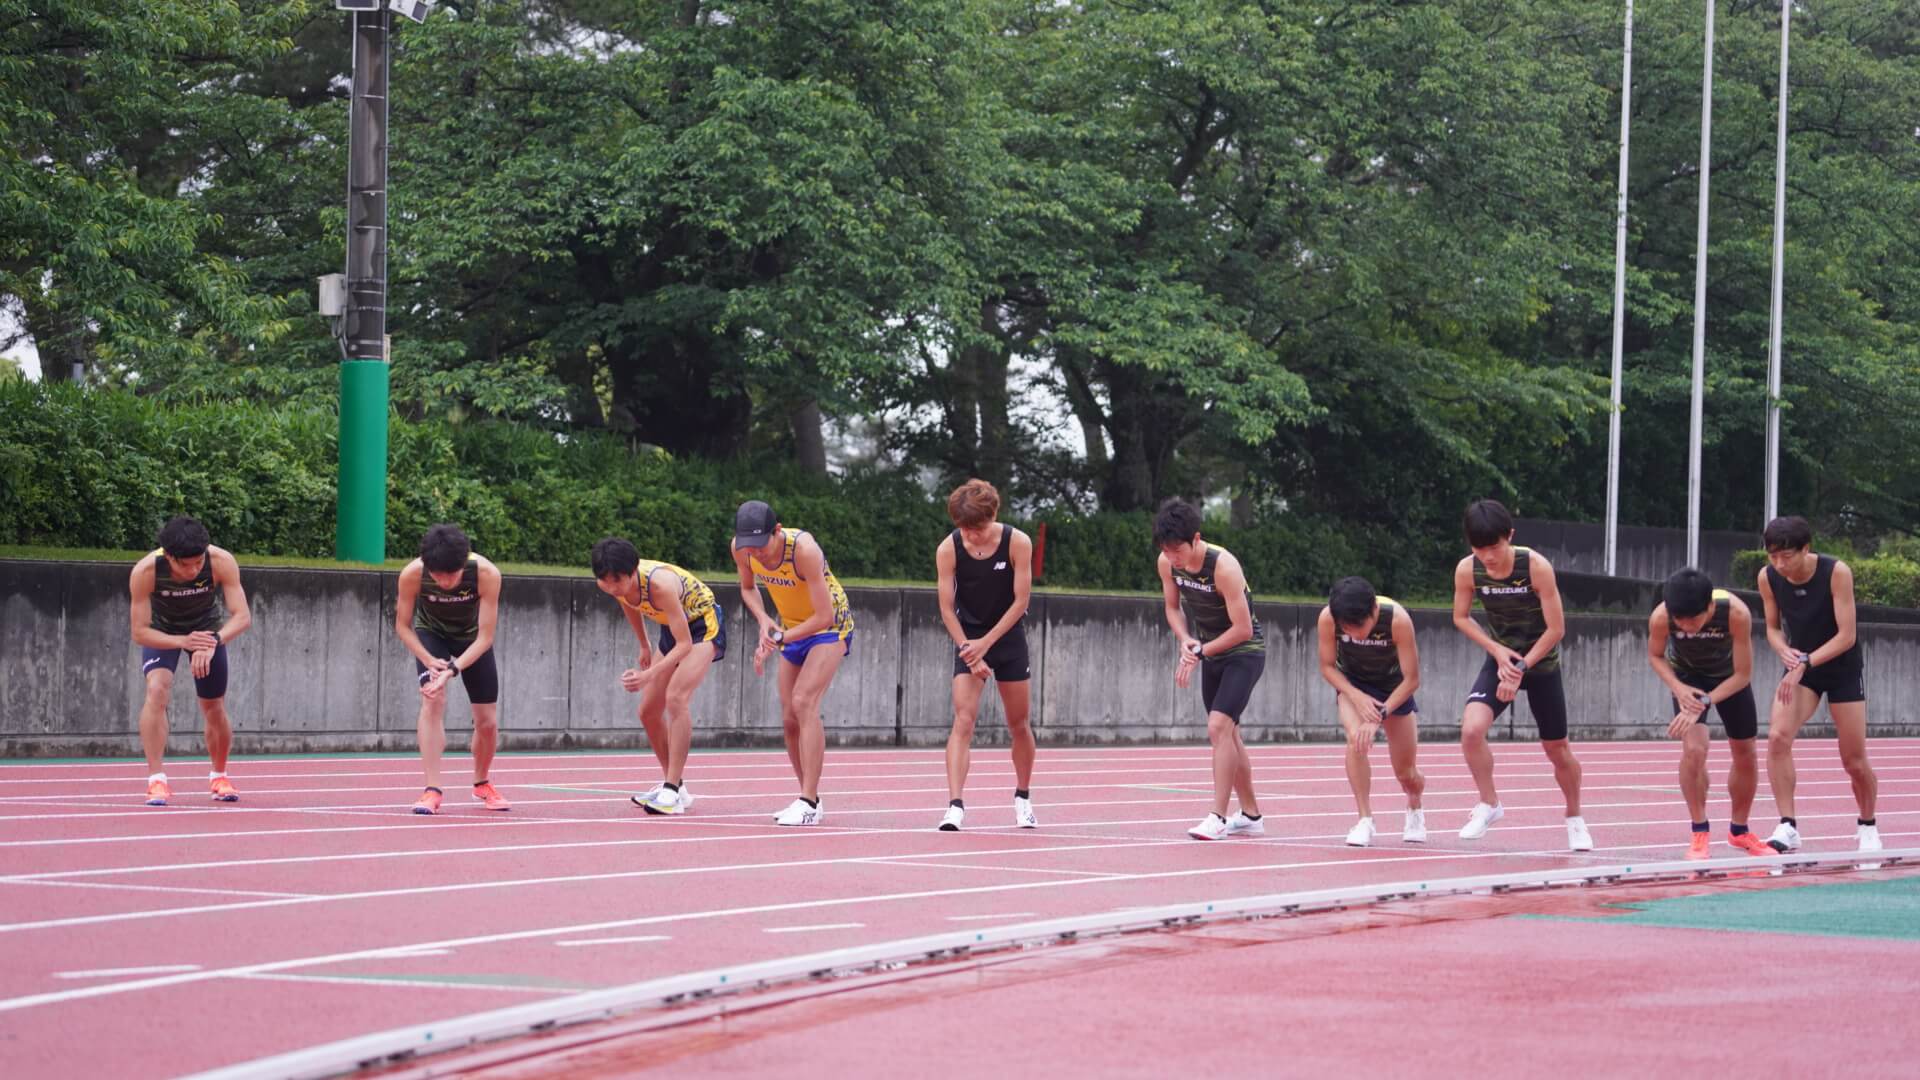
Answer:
[
  {"xmin": 445, "ymin": 662, "xmax": 461, "ymax": 679},
  {"xmin": 1694, "ymin": 691, "xmax": 1712, "ymax": 707},
  {"xmin": 1186, "ymin": 640, "xmax": 1204, "ymax": 658},
  {"xmin": 1510, "ymin": 657, "xmax": 1527, "ymax": 673}
]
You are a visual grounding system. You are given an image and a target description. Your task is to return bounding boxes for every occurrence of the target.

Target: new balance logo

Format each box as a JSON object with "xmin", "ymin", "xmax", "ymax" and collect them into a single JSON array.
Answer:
[{"xmin": 994, "ymin": 562, "xmax": 1007, "ymax": 570}]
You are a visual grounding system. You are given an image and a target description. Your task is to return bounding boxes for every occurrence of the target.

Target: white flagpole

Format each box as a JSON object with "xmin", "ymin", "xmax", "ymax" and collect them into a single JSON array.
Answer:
[
  {"xmin": 1687, "ymin": 0, "xmax": 1716, "ymax": 570},
  {"xmin": 1605, "ymin": 0, "xmax": 1636, "ymax": 577},
  {"xmin": 1764, "ymin": 0, "xmax": 1791, "ymax": 526}
]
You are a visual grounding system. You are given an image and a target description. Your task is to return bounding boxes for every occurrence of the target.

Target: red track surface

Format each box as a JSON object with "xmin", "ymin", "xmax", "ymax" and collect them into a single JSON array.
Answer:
[{"xmin": 1, "ymin": 738, "xmax": 1915, "ymax": 1077}]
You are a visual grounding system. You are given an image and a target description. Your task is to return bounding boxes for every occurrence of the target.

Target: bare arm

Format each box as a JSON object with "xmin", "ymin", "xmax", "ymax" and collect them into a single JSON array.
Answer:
[
  {"xmin": 1810, "ymin": 561, "xmax": 1858, "ymax": 666},
  {"xmin": 450, "ymin": 558, "xmax": 501, "ymax": 673},
  {"xmin": 1316, "ymin": 608, "xmax": 1354, "ymax": 693},
  {"xmin": 128, "ymin": 559, "xmax": 191, "ymax": 650},
  {"xmin": 1717, "ymin": 598, "xmax": 1754, "ymax": 698},
  {"xmin": 734, "ymin": 547, "xmax": 776, "ymax": 637},
  {"xmin": 211, "ymin": 548, "xmax": 250, "ymax": 645},
  {"xmin": 393, "ymin": 562, "xmax": 438, "ymax": 668},
  {"xmin": 1645, "ymin": 605, "xmax": 1695, "ymax": 700},
  {"xmin": 641, "ymin": 569, "xmax": 694, "ymax": 681},
  {"xmin": 1524, "ymin": 554, "xmax": 1566, "ymax": 669},
  {"xmin": 935, "ymin": 536, "xmax": 966, "ymax": 647},
  {"xmin": 1201, "ymin": 553, "xmax": 1255, "ymax": 657},
  {"xmin": 1159, "ymin": 554, "xmax": 1193, "ymax": 648},
  {"xmin": 1757, "ymin": 567, "xmax": 1795, "ymax": 664},
  {"xmin": 1380, "ymin": 610, "xmax": 1421, "ymax": 714},
  {"xmin": 618, "ymin": 595, "xmax": 654, "ymax": 663},
  {"xmin": 1451, "ymin": 558, "xmax": 1509, "ymax": 659}
]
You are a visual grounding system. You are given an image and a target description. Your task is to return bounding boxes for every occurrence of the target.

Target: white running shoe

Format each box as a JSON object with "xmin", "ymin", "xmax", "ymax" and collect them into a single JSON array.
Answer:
[
  {"xmin": 938, "ymin": 804, "xmax": 966, "ymax": 831},
  {"xmin": 631, "ymin": 782, "xmax": 663, "ymax": 809},
  {"xmin": 1224, "ymin": 811, "xmax": 1265, "ymax": 837},
  {"xmin": 1013, "ymin": 796, "xmax": 1039, "ymax": 829},
  {"xmin": 1402, "ymin": 809, "xmax": 1427, "ymax": 844},
  {"xmin": 1857, "ymin": 824, "xmax": 1883, "ymax": 869},
  {"xmin": 1345, "ymin": 818, "xmax": 1376, "ymax": 847},
  {"xmin": 1566, "ymin": 816, "xmax": 1594, "ymax": 852},
  {"xmin": 1188, "ymin": 813, "xmax": 1229, "ymax": 841},
  {"xmin": 1458, "ymin": 802, "xmax": 1504, "ymax": 840},
  {"xmin": 774, "ymin": 798, "xmax": 823, "ymax": 826},
  {"xmin": 1766, "ymin": 822, "xmax": 1801, "ymax": 853},
  {"xmin": 640, "ymin": 786, "xmax": 685, "ymax": 816}
]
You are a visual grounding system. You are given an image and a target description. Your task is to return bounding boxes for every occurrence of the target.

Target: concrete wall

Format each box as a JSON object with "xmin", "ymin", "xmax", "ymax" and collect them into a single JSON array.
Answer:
[
  {"xmin": 5, "ymin": 558, "xmax": 1919, "ymax": 756},
  {"xmin": 1515, "ymin": 516, "xmax": 1753, "ymax": 585}
]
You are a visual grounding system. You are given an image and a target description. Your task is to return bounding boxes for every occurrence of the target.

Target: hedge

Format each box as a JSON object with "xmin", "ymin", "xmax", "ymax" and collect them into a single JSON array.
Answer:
[{"xmin": 0, "ymin": 383, "xmax": 1439, "ymax": 597}]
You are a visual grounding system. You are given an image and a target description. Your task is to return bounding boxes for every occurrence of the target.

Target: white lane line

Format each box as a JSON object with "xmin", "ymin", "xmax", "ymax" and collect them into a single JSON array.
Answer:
[
  {"xmin": 947, "ymin": 912, "xmax": 1036, "ymax": 922},
  {"xmin": 763, "ymin": 922, "xmax": 866, "ymax": 934},
  {"xmin": 0, "ymin": 878, "xmax": 315, "ymax": 900},
  {"xmin": 55, "ymin": 964, "xmax": 202, "ymax": 979},
  {"xmin": 0, "ymin": 842, "xmax": 1699, "ymax": 1016},
  {"xmin": 861, "ymin": 859, "xmax": 1122, "ymax": 879},
  {"xmin": 553, "ymin": 936, "xmax": 672, "ymax": 948},
  {"xmin": 233, "ymin": 972, "xmax": 578, "ymax": 995}
]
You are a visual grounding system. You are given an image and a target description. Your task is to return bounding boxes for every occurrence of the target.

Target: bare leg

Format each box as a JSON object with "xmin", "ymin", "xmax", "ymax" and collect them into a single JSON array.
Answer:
[
  {"xmin": 1766, "ymin": 685, "xmax": 1821, "ymax": 819},
  {"xmin": 1541, "ymin": 738, "xmax": 1582, "ymax": 817},
  {"xmin": 417, "ymin": 695, "xmax": 448, "ymax": 790},
  {"xmin": 1830, "ymin": 700, "xmax": 1878, "ymax": 820},
  {"xmin": 1000, "ymin": 679, "xmax": 1035, "ymax": 790},
  {"xmin": 784, "ymin": 645, "xmax": 845, "ymax": 801},
  {"xmin": 947, "ymin": 673, "xmax": 983, "ymax": 801},
  {"xmin": 662, "ymin": 644, "xmax": 715, "ymax": 787},
  {"xmin": 1460, "ymin": 702, "xmax": 1499, "ymax": 804},
  {"xmin": 139, "ymin": 670, "xmax": 174, "ymax": 774},
  {"xmin": 198, "ymin": 697, "xmax": 233, "ymax": 773},
  {"xmin": 1384, "ymin": 713, "xmax": 1424, "ymax": 809},
  {"xmin": 1726, "ymin": 737, "xmax": 1758, "ymax": 827},
  {"xmin": 469, "ymin": 703, "xmax": 499, "ymax": 782},
  {"xmin": 1678, "ymin": 724, "xmax": 1710, "ymax": 823},
  {"xmin": 1337, "ymin": 697, "xmax": 1373, "ymax": 819}
]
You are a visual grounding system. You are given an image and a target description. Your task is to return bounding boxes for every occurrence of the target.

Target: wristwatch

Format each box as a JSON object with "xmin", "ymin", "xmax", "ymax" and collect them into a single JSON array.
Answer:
[
  {"xmin": 770, "ymin": 628, "xmax": 786, "ymax": 645},
  {"xmin": 1510, "ymin": 657, "xmax": 1527, "ymax": 673},
  {"xmin": 1186, "ymin": 641, "xmax": 1203, "ymax": 658},
  {"xmin": 1695, "ymin": 691, "xmax": 1711, "ymax": 707},
  {"xmin": 445, "ymin": 661, "xmax": 461, "ymax": 679}
]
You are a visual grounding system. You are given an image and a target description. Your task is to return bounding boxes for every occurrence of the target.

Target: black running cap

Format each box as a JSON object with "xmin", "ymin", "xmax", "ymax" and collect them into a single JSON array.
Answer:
[{"xmin": 734, "ymin": 500, "xmax": 778, "ymax": 549}]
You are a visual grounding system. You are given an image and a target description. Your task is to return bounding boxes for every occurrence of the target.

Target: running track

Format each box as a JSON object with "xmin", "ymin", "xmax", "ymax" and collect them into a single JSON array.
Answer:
[{"xmin": 1, "ymin": 738, "xmax": 1915, "ymax": 1076}]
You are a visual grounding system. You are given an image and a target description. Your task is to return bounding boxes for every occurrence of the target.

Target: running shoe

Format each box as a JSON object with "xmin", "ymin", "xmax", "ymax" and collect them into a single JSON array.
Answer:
[
  {"xmin": 774, "ymin": 798, "xmax": 823, "ymax": 826},
  {"xmin": 412, "ymin": 788, "xmax": 443, "ymax": 815},
  {"xmin": 938, "ymin": 804, "xmax": 966, "ymax": 832},
  {"xmin": 1224, "ymin": 811, "xmax": 1265, "ymax": 837},
  {"xmin": 209, "ymin": 777, "xmax": 239, "ymax": 802},
  {"xmin": 1402, "ymin": 809, "xmax": 1427, "ymax": 844},
  {"xmin": 1345, "ymin": 818, "xmax": 1376, "ymax": 847},
  {"xmin": 145, "ymin": 779, "xmax": 171, "ymax": 807},
  {"xmin": 1458, "ymin": 802, "xmax": 1503, "ymax": 840},
  {"xmin": 1858, "ymin": 824, "xmax": 1883, "ymax": 869},
  {"xmin": 1728, "ymin": 832, "xmax": 1773, "ymax": 857},
  {"xmin": 1566, "ymin": 816, "xmax": 1594, "ymax": 852},
  {"xmin": 1686, "ymin": 832, "xmax": 1712, "ymax": 860},
  {"xmin": 1766, "ymin": 822, "xmax": 1801, "ymax": 853},
  {"xmin": 1013, "ymin": 796, "xmax": 1039, "ymax": 829},
  {"xmin": 472, "ymin": 781, "xmax": 511, "ymax": 811},
  {"xmin": 641, "ymin": 786, "xmax": 686, "ymax": 815},
  {"xmin": 1188, "ymin": 813, "xmax": 1229, "ymax": 841}
]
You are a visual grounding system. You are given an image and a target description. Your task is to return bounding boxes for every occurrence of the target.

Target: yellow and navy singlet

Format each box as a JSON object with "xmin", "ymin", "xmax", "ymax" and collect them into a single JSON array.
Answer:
[
  {"xmin": 618, "ymin": 559, "xmax": 721, "ymax": 642},
  {"xmin": 148, "ymin": 549, "xmax": 223, "ymax": 635},
  {"xmin": 1335, "ymin": 597, "xmax": 1402, "ymax": 686},
  {"xmin": 414, "ymin": 558, "xmax": 480, "ymax": 641},
  {"xmin": 1471, "ymin": 546, "xmax": 1560, "ymax": 672},
  {"xmin": 1666, "ymin": 590, "xmax": 1734, "ymax": 682},
  {"xmin": 744, "ymin": 528, "xmax": 853, "ymax": 638},
  {"xmin": 1169, "ymin": 544, "xmax": 1264, "ymax": 657}
]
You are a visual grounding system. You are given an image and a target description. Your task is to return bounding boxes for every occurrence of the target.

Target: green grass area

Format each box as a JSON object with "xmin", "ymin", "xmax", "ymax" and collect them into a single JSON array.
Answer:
[
  {"xmin": 1538, "ymin": 877, "xmax": 1920, "ymax": 942},
  {"xmin": 0, "ymin": 543, "xmax": 1400, "ymax": 606}
]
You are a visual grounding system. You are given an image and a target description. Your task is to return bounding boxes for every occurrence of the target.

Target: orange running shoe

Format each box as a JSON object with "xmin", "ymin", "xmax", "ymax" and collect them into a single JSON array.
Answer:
[
  {"xmin": 412, "ymin": 787, "xmax": 443, "ymax": 815},
  {"xmin": 1686, "ymin": 832, "xmax": 1711, "ymax": 860},
  {"xmin": 145, "ymin": 779, "xmax": 172, "ymax": 807},
  {"xmin": 209, "ymin": 777, "xmax": 240, "ymax": 802},
  {"xmin": 473, "ymin": 781, "xmax": 511, "ymax": 812},
  {"xmin": 1727, "ymin": 831, "xmax": 1774, "ymax": 857}
]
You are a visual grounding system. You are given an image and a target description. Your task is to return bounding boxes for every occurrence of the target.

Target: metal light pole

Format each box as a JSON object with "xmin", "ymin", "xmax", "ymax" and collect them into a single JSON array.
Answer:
[
  {"xmin": 1763, "ymin": 1, "xmax": 1791, "ymax": 527},
  {"xmin": 1604, "ymin": 0, "xmax": 1635, "ymax": 577},
  {"xmin": 1686, "ymin": 0, "xmax": 1716, "ymax": 570},
  {"xmin": 337, "ymin": 0, "xmax": 392, "ymax": 564}
]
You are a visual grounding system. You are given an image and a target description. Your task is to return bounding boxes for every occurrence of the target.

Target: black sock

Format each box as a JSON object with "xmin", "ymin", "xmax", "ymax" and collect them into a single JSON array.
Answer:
[
  {"xmin": 1859, "ymin": 817, "xmax": 1876, "ymax": 827},
  {"xmin": 802, "ymin": 796, "xmax": 819, "ymax": 808},
  {"xmin": 1245, "ymin": 812, "xmax": 1262, "ymax": 821},
  {"xmin": 1730, "ymin": 823, "xmax": 1750, "ymax": 836},
  {"xmin": 950, "ymin": 798, "xmax": 964, "ymax": 809},
  {"xmin": 1781, "ymin": 816, "xmax": 1797, "ymax": 827},
  {"xmin": 425, "ymin": 786, "xmax": 442, "ymax": 794},
  {"xmin": 664, "ymin": 781, "xmax": 681, "ymax": 792},
  {"xmin": 472, "ymin": 779, "xmax": 488, "ymax": 787},
  {"xmin": 1014, "ymin": 788, "xmax": 1030, "ymax": 800},
  {"xmin": 1692, "ymin": 821, "xmax": 1710, "ymax": 834}
]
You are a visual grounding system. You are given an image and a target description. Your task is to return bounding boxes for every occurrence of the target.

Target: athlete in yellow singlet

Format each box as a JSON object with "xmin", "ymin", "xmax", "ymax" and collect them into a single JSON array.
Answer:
[
  {"xmin": 592, "ymin": 537, "xmax": 727, "ymax": 816},
  {"xmin": 731, "ymin": 500, "xmax": 854, "ymax": 826}
]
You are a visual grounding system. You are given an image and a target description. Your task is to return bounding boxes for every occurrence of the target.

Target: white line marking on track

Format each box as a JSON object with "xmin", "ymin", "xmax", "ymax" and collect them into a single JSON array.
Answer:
[
  {"xmin": 55, "ymin": 964, "xmax": 202, "ymax": 979},
  {"xmin": 763, "ymin": 923, "xmax": 867, "ymax": 934},
  {"xmin": 232, "ymin": 972, "xmax": 577, "ymax": 995},
  {"xmin": 946, "ymin": 912, "xmax": 1036, "ymax": 922},
  {"xmin": 0, "ymin": 878, "xmax": 315, "ymax": 900},
  {"xmin": 553, "ymin": 936, "xmax": 672, "ymax": 947}
]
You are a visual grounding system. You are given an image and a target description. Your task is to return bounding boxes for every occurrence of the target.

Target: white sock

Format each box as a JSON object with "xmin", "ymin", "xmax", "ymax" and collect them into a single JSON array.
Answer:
[
  {"xmin": 1567, "ymin": 815, "xmax": 1586, "ymax": 825},
  {"xmin": 209, "ymin": 771, "xmax": 226, "ymax": 781},
  {"xmin": 149, "ymin": 772, "xmax": 167, "ymax": 784}
]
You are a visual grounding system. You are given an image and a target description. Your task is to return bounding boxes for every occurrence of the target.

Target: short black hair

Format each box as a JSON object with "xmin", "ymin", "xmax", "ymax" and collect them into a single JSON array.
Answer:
[
  {"xmin": 419, "ymin": 523, "xmax": 472, "ymax": 573},
  {"xmin": 157, "ymin": 516, "xmax": 210, "ymax": 559},
  {"xmin": 1152, "ymin": 499, "xmax": 1204, "ymax": 550},
  {"xmin": 1662, "ymin": 567, "xmax": 1715, "ymax": 619},
  {"xmin": 1463, "ymin": 499, "xmax": 1514, "ymax": 549},
  {"xmin": 590, "ymin": 536, "xmax": 640, "ymax": 580},
  {"xmin": 1328, "ymin": 576, "xmax": 1378, "ymax": 628},
  {"xmin": 1763, "ymin": 515, "xmax": 1813, "ymax": 553}
]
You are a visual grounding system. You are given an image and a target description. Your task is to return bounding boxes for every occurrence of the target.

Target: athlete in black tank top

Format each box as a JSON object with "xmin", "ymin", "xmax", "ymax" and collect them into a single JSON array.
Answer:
[
  {"xmin": 1317, "ymin": 576, "xmax": 1428, "ymax": 846},
  {"xmin": 935, "ymin": 481, "xmax": 1037, "ymax": 832},
  {"xmin": 1757, "ymin": 520, "xmax": 1879, "ymax": 855}
]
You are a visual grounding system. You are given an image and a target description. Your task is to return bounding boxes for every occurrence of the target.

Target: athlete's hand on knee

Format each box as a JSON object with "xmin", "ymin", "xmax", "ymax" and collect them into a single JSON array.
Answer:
[
  {"xmin": 190, "ymin": 647, "xmax": 214, "ymax": 678},
  {"xmin": 1350, "ymin": 718, "xmax": 1379, "ymax": 748},
  {"xmin": 1775, "ymin": 665, "xmax": 1804, "ymax": 705},
  {"xmin": 1346, "ymin": 691, "xmax": 1384, "ymax": 725},
  {"xmin": 619, "ymin": 667, "xmax": 644, "ymax": 693},
  {"xmin": 1667, "ymin": 711, "xmax": 1699, "ymax": 739}
]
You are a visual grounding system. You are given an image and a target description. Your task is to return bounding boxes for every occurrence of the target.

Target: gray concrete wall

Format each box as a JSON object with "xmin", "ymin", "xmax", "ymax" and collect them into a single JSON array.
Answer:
[
  {"xmin": 1515, "ymin": 516, "xmax": 1753, "ymax": 585},
  {"xmin": 4, "ymin": 558, "xmax": 1919, "ymax": 756}
]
